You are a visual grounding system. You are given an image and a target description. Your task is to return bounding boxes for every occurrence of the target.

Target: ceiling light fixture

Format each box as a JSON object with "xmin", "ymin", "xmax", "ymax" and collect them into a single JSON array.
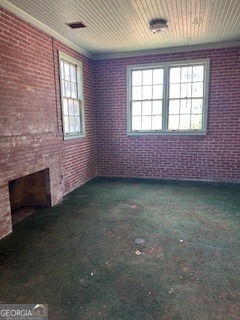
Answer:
[{"xmin": 149, "ymin": 19, "xmax": 168, "ymax": 34}]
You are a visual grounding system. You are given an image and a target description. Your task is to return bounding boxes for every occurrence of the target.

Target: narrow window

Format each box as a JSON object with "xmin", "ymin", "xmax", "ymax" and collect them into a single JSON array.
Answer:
[{"xmin": 59, "ymin": 52, "xmax": 85, "ymax": 139}]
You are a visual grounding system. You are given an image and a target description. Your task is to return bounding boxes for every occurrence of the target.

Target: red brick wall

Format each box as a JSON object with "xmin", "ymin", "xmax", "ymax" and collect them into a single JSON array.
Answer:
[
  {"xmin": 94, "ymin": 48, "xmax": 240, "ymax": 182},
  {"xmin": 0, "ymin": 7, "xmax": 97, "ymax": 239}
]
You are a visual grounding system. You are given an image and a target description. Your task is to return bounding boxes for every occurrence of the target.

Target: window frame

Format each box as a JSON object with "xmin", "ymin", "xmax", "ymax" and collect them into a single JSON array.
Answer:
[
  {"xmin": 127, "ymin": 59, "xmax": 210, "ymax": 135},
  {"xmin": 59, "ymin": 51, "xmax": 85, "ymax": 140}
]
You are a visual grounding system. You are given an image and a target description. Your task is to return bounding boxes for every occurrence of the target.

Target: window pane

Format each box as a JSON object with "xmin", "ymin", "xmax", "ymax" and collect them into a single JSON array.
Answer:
[
  {"xmin": 61, "ymin": 61, "xmax": 64, "ymax": 80},
  {"xmin": 152, "ymin": 116, "xmax": 162, "ymax": 130},
  {"xmin": 74, "ymin": 100, "xmax": 80, "ymax": 115},
  {"xmin": 193, "ymin": 66, "xmax": 204, "ymax": 82},
  {"xmin": 180, "ymin": 99, "xmax": 191, "ymax": 114},
  {"xmin": 169, "ymin": 100, "xmax": 180, "ymax": 114},
  {"xmin": 64, "ymin": 62, "xmax": 70, "ymax": 81},
  {"xmin": 142, "ymin": 86, "xmax": 152, "ymax": 99},
  {"xmin": 61, "ymin": 61, "xmax": 65, "ymax": 97},
  {"xmin": 70, "ymin": 65, "xmax": 76, "ymax": 82},
  {"xmin": 132, "ymin": 70, "xmax": 142, "ymax": 86},
  {"xmin": 152, "ymin": 101, "xmax": 162, "ymax": 115},
  {"xmin": 142, "ymin": 116, "xmax": 151, "ymax": 130},
  {"xmin": 132, "ymin": 86, "xmax": 142, "ymax": 100},
  {"xmin": 132, "ymin": 102, "xmax": 141, "ymax": 116},
  {"xmin": 64, "ymin": 116, "xmax": 69, "ymax": 134},
  {"xmin": 168, "ymin": 115, "xmax": 179, "ymax": 130},
  {"xmin": 181, "ymin": 66, "xmax": 192, "ymax": 82},
  {"xmin": 65, "ymin": 81, "xmax": 71, "ymax": 97},
  {"xmin": 75, "ymin": 116, "xmax": 80, "ymax": 132},
  {"xmin": 192, "ymin": 82, "xmax": 203, "ymax": 97},
  {"xmin": 69, "ymin": 116, "xmax": 75, "ymax": 133},
  {"xmin": 179, "ymin": 115, "xmax": 191, "ymax": 129},
  {"xmin": 142, "ymin": 70, "xmax": 152, "ymax": 85},
  {"xmin": 191, "ymin": 114, "xmax": 202, "ymax": 129},
  {"xmin": 153, "ymin": 85, "xmax": 163, "ymax": 99},
  {"xmin": 71, "ymin": 83, "xmax": 77, "ymax": 98},
  {"xmin": 169, "ymin": 84, "xmax": 180, "ymax": 98},
  {"xmin": 142, "ymin": 101, "xmax": 151, "ymax": 115},
  {"xmin": 180, "ymin": 82, "xmax": 192, "ymax": 98},
  {"xmin": 63, "ymin": 98, "xmax": 68, "ymax": 115},
  {"xmin": 192, "ymin": 99, "xmax": 202, "ymax": 113},
  {"xmin": 69, "ymin": 99, "xmax": 74, "ymax": 115},
  {"xmin": 61, "ymin": 81, "xmax": 66, "ymax": 96},
  {"xmin": 132, "ymin": 116, "xmax": 141, "ymax": 130},
  {"xmin": 170, "ymin": 67, "xmax": 181, "ymax": 83},
  {"xmin": 153, "ymin": 69, "xmax": 163, "ymax": 84}
]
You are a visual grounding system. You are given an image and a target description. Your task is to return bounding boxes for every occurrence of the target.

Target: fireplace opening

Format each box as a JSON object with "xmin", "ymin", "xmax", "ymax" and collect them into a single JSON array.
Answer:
[{"xmin": 8, "ymin": 169, "xmax": 51, "ymax": 226}]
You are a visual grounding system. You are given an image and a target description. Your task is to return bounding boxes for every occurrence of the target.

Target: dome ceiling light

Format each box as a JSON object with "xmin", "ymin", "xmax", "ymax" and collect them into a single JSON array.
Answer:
[{"xmin": 149, "ymin": 18, "xmax": 168, "ymax": 34}]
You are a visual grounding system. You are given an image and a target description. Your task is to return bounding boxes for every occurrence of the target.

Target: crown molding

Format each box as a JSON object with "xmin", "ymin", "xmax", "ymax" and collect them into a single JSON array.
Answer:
[
  {"xmin": 92, "ymin": 40, "xmax": 240, "ymax": 61},
  {"xmin": 0, "ymin": 0, "xmax": 93, "ymax": 59}
]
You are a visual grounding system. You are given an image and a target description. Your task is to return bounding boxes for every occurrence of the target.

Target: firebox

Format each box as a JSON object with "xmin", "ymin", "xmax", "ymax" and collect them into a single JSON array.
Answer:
[{"xmin": 8, "ymin": 169, "xmax": 51, "ymax": 225}]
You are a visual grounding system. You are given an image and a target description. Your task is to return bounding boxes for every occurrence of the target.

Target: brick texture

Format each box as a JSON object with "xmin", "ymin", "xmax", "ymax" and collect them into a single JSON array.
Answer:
[
  {"xmin": 94, "ymin": 49, "xmax": 240, "ymax": 183},
  {"xmin": 0, "ymin": 7, "xmax": 97, "ymax": 239}
]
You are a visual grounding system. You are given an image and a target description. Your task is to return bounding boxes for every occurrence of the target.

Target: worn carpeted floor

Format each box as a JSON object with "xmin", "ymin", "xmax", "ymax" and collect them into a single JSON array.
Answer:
[{"xmin": 0, "ymin": 177, "xmax": 239, "ymax": 320}]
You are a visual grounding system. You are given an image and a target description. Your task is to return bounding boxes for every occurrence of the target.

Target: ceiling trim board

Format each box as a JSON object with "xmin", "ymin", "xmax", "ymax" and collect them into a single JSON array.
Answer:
[{"xmin": 93, "ymin": 40, "xmax": 240, "ymax": 61}]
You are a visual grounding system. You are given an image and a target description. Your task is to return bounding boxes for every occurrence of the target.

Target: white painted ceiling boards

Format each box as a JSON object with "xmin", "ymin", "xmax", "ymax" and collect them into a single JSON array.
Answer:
[{"xmin": 1, "ymin": 0, "xmax": 240, "ymax": 59}]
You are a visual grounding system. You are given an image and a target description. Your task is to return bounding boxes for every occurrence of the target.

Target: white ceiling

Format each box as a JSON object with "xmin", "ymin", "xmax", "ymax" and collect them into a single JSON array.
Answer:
[{"xmin": 1, "ymin": 0, "xmax": 240, "ymax": 59}]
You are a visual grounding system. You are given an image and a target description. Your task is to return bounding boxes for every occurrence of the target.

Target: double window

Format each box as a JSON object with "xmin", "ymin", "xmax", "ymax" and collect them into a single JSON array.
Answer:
[
  {"xmin": 59, "ymin": 52, "xmax": 85, "ymax": 139},
  {"xmin": 127, "ymin": 59, "xmax": 210, "ymax": 135}
]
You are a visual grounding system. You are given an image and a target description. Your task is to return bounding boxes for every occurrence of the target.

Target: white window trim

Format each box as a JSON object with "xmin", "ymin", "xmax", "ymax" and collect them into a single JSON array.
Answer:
[
  {"xmin": 59, "ymin": 51, "xmax": 85, "ymax": 140},
  {"xmin": 127, "ymin": 59, "xmax": 210, "ymax": 136}
]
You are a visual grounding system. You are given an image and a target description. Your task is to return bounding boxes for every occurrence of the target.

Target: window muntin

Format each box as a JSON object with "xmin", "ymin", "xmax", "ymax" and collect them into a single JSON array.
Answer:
[
  {"xmin": 59, "ymin": 52, "xmax": 85, "ymax": 139},
  {"xmin": 127, "ymin": 60, "xmax": 209, "ymax": 135}
]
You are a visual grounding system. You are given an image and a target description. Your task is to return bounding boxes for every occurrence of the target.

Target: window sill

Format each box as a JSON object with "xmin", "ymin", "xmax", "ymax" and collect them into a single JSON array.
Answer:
[
  {"xmin": 63, "ymin": 133, "xmax": 86, "ymax": 141},
  {"xmin": 127, "ymin": 130, "xmax": 207, "ymax": 136}
]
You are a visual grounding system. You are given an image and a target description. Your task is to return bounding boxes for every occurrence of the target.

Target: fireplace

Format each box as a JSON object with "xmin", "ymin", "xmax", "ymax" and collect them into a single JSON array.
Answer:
[{"xmin": 8, "ymin": 169, "xmax": 51, "ymax": 225}]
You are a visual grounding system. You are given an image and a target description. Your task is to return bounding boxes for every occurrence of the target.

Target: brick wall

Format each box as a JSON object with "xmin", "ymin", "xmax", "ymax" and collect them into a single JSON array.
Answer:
[
  {"xmin": 0, "ymin": 7, "xmax": 97, "ymax": 239},
  {"xmin": 94, "ymin": 48, "xmax": 240, "ymax": 182}
]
